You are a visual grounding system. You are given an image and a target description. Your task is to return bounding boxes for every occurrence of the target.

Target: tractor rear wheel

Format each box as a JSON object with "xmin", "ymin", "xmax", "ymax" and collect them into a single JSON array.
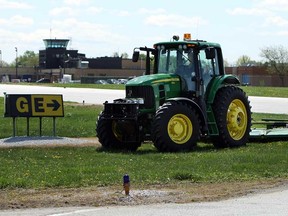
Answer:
[
  {"xmin": 212, "ymin": 86, "xmax": 251, "ymax": 148},
  {"xmin": 96, "ymin": 112, "xmax": 141, "ymax": 151},
  {"xmin": 152, "ymin": 101, "xmax": 200, "ymax": 152}
]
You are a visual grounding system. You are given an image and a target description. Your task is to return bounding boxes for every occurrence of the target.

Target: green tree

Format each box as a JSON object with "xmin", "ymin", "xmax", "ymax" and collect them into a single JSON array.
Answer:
[
  {"xmin": 260, "ymin": 45, "xmax": 288, "ymax": 86},
  {"xmin": 0, "ymin": 59, "xmax": 9, "ymax": 67},
  {"xmin": 11, "ymin": 50, "xmax": 39, "ymax": 67}
]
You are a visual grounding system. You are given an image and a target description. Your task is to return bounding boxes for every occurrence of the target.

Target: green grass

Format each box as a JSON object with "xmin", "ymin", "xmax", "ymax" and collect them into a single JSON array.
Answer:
[
  {"xmin": 1, "ymin": 100, "xmax": 287, "ymax": 139},
  {"xmin": 0, "ymin": 101, "xmax": 103, "ymax": 138},
  {"xmin": 0, "ymin": 85, "xmax": 288, "ymax": 190},
  {"xmin": 241, "ymin": 86, "xmax": 288, "ymax": 98},
  {"xmin": 0, "ymin": 142, "xmax": 287, "ymax": 189}
]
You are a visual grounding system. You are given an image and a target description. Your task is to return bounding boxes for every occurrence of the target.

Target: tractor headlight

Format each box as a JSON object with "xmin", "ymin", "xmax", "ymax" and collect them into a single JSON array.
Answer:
[{"xmin": 127, "ymin": 98, "xmax": 145, "ymax": 104}]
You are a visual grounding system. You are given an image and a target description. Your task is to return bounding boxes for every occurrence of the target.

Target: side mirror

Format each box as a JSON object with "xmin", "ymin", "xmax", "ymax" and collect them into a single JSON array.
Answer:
[
  {"xmin": 205, "ymin": 47, "xmax": 215, "ymax": 59},
  {"xmin": 132, "ymin": 51, "xmax": 140, "ymax": 62}
]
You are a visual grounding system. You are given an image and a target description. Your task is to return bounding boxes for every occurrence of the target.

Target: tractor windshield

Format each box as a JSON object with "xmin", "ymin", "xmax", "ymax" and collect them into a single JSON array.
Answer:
[
  {"xmin": 157, "ymin": 47, "xmax": 196, "ymax": 91},
  {"xmin": 157, "ymin": 47, "xmax": 194, "ymax": 74}
]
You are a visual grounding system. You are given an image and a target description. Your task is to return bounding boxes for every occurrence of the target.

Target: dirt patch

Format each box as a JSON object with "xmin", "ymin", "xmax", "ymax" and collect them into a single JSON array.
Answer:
[{"xmin": 0, "ymin": 179, "xmax": 287, "ymax": 210}]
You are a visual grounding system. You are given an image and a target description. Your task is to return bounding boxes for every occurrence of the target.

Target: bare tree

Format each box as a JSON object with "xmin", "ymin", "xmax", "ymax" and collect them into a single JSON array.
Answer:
[
  {"xmin": 260, "ymin": 45, "xmax": 288, "ymax": 86},
  {"xmin": 224, "ymin": 59, "xmax": 230, "ymax": 67},
  {"xmin": 121, "ymin": 52, "xmax": 129, "ymax": 58},
  {"xmin": 111, "ymin": 52, "xmax": 129, "ymax": 58},
  {"xmin": 112, "ymin": 52, "xmax": 119, "ymax": 57}
]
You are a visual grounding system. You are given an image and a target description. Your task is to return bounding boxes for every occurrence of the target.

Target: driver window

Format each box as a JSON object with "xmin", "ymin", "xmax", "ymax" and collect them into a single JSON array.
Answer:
[
  {"xmin": 158, "ymin": 49, "xmax": 177, "ymax": 73},
  {"xmin": 176, "ymin": 49, "xmax": 195, "ymax": 91},
  {"xmin": 199, "ymin": 49, "xmax": 219, "ymax": 87}
]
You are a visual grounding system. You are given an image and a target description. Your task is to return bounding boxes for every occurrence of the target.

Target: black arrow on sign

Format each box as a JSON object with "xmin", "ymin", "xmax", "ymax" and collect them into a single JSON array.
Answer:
[{"xmin": 47, "ymin": 100, "xmax": 61, "ymax": 111}]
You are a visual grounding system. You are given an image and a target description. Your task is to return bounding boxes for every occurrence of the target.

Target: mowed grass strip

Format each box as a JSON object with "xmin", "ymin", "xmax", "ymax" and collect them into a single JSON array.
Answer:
[
  {"xmin": 0, "ymin": 141, "xmax": 287, "ymax": 189},
  {"xmin": 241, "ymin": 86, "xmax": 288, "ymax": 98}
]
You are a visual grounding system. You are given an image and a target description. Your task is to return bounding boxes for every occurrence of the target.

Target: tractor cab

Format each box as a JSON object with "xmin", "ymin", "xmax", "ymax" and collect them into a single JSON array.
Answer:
[{"xmin": 133, "ymin": 34, "xmax": 224, "ymax": 98}]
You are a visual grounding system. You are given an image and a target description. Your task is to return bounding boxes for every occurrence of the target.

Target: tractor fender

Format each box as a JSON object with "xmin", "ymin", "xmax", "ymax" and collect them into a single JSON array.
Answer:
[
  {"xmin": 166, "ymin": 97, "xmax": 207, "ymax": 131},
  {"xmin": 206, "ymin": 75, "xmax": 241, "ymax": 104}
]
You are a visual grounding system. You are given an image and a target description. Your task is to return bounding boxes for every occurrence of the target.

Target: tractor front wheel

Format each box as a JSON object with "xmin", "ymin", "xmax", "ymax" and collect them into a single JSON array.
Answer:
[
  {"xmin": 96, "ymin": 112, "xmax": 141, "ymax": 151},
  {"xmin": 152, "ymin": 101, "xmax": 200, "ymax": 152}
]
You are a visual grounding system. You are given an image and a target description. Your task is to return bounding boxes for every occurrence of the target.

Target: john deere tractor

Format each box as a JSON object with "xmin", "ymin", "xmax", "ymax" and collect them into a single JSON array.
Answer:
[{"xmin": 96, "ymin": 34, "xmax": 251, "ymax": 152}]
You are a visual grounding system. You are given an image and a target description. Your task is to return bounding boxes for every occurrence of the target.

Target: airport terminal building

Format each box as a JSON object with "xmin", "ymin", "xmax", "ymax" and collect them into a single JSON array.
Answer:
[{"xmin": 0, "ymin": 38, "xmax": 144, "ymax": 83}]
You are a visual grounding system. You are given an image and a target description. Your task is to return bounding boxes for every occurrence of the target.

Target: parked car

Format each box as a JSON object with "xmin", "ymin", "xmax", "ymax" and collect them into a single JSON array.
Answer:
[
  {"xmin": 36, "ymin": 78, "xmax": 50, "ymax": 83},
  {"xmin": 106, "ymin": 79, "xmax": 120, "ymax": 84},
  {"xmin": 118, "ymin": 79, "xmax": 128, "ymax": 84},
  {"xmin": 95, "ymin": 80, "xmax": 108, "ymax": 84}
]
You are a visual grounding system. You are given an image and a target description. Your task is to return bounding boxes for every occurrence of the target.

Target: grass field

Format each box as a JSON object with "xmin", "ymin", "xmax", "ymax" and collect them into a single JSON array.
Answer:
[
  {"xmin": 0, "ymin": 85, "xmax": 287, "ymax": 190},
  {"xmin": 241, "ymin": 86, "xmax": 288, "ymax": 98},
  {"xmin": 0, "ymin": 142, "xmax": 287, "ymax": 189}
]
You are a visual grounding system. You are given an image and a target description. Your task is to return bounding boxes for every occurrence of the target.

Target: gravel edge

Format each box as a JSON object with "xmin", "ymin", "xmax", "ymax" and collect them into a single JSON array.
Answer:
[{"xmin": 0, "ymin": 136, "xmax": 99, "ymax": 148}]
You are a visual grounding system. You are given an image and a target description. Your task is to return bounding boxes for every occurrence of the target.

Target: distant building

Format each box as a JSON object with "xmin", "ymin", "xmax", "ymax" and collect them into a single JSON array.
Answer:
[
  {"xmin": 87, "ymin": 57, "xmax": 122, "ymax": 69},
  {"xmin": 39, "ymin": 38, "xmax": 123, "ymax": 70},
  {"xmin": 39, "ymin": 39, "xmax": 85, "ymax": 69}
]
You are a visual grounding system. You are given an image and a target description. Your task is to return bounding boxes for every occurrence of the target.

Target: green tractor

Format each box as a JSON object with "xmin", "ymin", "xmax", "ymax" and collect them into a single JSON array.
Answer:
[{"xmin": 96, "ymin": 34, "xmax": 252, "ymax": 152}]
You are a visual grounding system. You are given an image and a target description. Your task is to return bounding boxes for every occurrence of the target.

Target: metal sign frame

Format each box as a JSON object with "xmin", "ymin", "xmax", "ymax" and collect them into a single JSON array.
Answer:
[{"xmin": 4, "ymin": 94, "xmax": 64, "ymax": 137}]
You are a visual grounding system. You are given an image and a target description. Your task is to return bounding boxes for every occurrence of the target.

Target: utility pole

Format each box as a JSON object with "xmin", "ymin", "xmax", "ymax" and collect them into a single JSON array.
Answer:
[
  {"xmin": 15, "ymin": 47, "xmax": 18, "ymax": 78},
  {"xmin": 0, "ymin": 50, "xmax": 2, "ymax": 67}
]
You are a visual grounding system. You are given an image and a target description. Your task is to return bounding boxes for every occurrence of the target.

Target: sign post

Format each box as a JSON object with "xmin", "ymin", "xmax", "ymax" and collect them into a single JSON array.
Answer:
[{"xmin": 4, "ymin": 94, "xmax": 64, "ymax": 137}]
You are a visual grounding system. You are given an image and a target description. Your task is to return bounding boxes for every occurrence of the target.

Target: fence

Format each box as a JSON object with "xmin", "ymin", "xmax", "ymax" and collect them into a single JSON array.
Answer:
[{"xmin": 236, "ymin": 74, "xmax": 288, "ymax": 87}]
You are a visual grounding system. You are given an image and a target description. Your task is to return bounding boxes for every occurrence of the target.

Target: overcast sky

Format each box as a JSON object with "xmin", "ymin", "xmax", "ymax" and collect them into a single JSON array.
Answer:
[{"xmin": 0, "ymin": 0, "xmax": 288, "ymax": 64}]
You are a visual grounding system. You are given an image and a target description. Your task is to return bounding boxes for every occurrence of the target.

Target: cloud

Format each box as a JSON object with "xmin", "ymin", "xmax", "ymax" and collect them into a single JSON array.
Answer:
[
  {"xmin": 117, "ymin": 10, "xmax": 130, "ymax": 17},
  {"xmin": 277, "ymin": 30, "xmax": 288, "ymax": 36},
  {"xmin": 49, "ymin": 7, "xmax": 78, "ymax": 16},
  {"xmin": 0, "ymin": 15, "xmax": 33, "ymax": 26},
  {"xmin": 86, "ymin": 7, "xmax": 104, "ymax": 14},
  {"xmin": 227, "ymin": 1, "xmax": 288, "ymax": 17},
  {"xmin": 226, "ymin": 7, "xmax": 271, "ymax": 16},
  {"xmin": 144, "ymin": 14, "xmax": 207, "ymax": 28},
  {"xmin": 63, "ymin": 0, "xmax": 91, "ymax": 6},
  {"xmin": 0, "ymin": 0, "xmax": 32, "ymax": 9},
  {"xmin": 138, "ymin": 8, "xmax": 166, "ymax": 14},
  {"xmin": 264, "ymin": 16, "xmax": 288, "ymax": 27},
  {"xmin": 258, "ymin": 0, "xmax": 288, "ymax": 11},
  {"xmin": 50, "ymin": 18, "xmax": 126, "ymax": 44}
]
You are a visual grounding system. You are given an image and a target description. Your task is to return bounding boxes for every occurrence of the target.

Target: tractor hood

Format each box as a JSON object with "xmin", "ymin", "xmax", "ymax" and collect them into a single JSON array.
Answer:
[
  {"xmin": 126, "ymin": 73, "xmax": 181, "ymax": 86},
  {"xmin": 126, "ymin": 74, "xmax": 182, "ymax": 106}
]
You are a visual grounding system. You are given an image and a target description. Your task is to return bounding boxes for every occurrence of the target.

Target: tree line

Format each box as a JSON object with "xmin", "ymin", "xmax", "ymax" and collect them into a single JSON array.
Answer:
[{"xmin": 1, "ymin": 46, "xmax": 288, "ymax": 86}]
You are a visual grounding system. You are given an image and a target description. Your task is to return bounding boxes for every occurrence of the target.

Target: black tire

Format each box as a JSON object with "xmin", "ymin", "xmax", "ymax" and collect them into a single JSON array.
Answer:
[
  {"xmin": 212, "ymin": 86, "xmax": 251, "ymax": 148},
  {"xmin": 96, "ymin": 112, "xmax": 141, "ymax": 151},
  {"xmin": 152, "ymin": 101, "xmax": 200, "ymax": 152}
]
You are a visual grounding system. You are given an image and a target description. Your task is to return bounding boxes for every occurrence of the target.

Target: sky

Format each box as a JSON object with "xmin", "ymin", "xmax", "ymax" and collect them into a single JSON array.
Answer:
[{"xmin": 0, "ymin": 0, "xmax": 288, "ymax": 65}]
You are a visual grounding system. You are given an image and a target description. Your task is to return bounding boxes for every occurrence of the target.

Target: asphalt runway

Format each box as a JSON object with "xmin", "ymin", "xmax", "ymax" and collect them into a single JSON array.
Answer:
[{"xmin": 1, "ymin": 84, "xmax": 288, "ymax": 114}]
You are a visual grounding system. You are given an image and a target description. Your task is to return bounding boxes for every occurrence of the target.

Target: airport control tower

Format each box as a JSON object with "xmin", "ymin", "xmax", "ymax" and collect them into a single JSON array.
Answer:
[{"xmin": 39, "ymin": 39, "xmax": 84, "ymax": 69}]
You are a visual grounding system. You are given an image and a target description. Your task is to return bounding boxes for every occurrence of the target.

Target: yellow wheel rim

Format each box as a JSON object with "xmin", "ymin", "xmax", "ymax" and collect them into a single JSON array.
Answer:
[
  {"xmin": 167, "ymin": 114, "xmax": 193, "ymax": 144},
  {"xmin": 227, "ymin": 99, "xmax": 248, "ymax": 140}
]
